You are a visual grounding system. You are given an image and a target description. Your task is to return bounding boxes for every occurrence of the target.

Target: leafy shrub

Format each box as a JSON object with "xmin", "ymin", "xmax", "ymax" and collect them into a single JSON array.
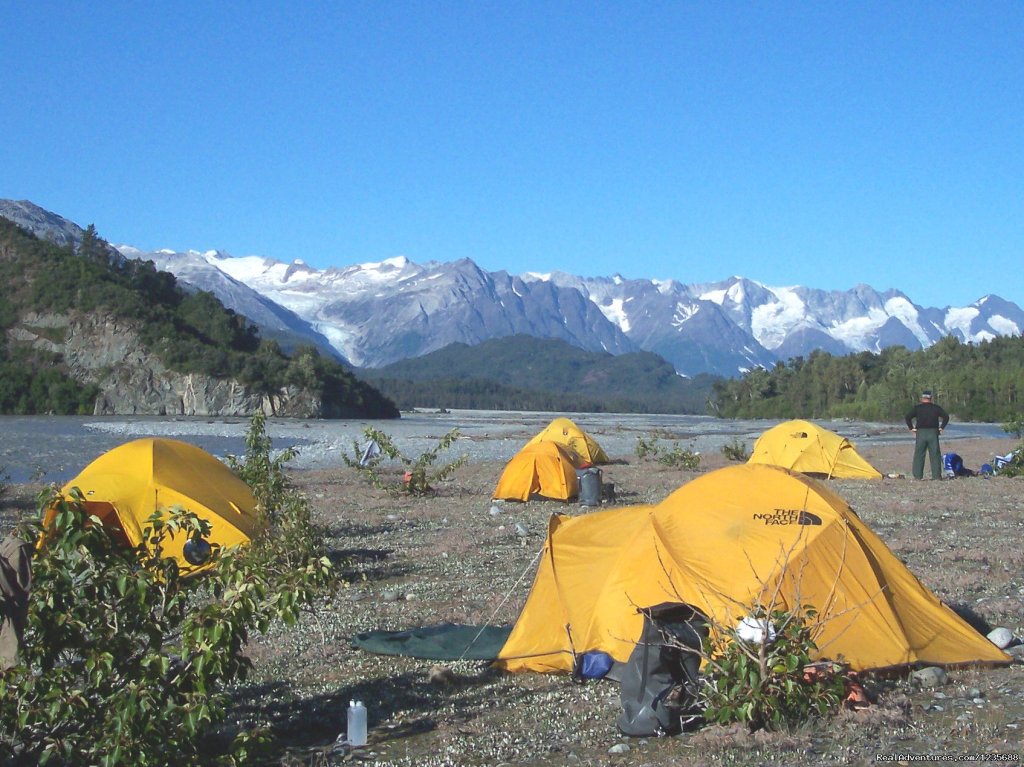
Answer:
[
  {"xmin": 0, "ymin": 415, "xmax": 335, "ymax": 765},
  {"xmin": 699, "ymin": 606, "xmax": 846, "ymax": 732},
  {"xmin": 635, "ymin": 433, "xmax": 701, "ymax": 470},
  {"xmin": 634, "ymin": 433, "xmax": 660, "ymax": 460},
  {"xmin": 720, "ymin": 438, "xmax": 750, "ymax": 462},
  {"xmin": 342, "ymin": 426, "xmax": 467, "ymax": 495},
  {"xmin": 1002, "ymin": 415, "xmax": 1024, "ymax": 440}
]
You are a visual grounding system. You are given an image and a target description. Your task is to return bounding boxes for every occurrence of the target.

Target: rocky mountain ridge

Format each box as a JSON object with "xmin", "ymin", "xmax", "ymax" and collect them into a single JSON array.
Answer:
[
  {"xmin": 3, "ymin": 199, "xmax": 1021, "ymax": 378},
  {"xmin": 0, "ymin": 204, "xmax": 398, "ymax": 418},
  {"xmin": 144, "ymin": 248, "xmax": 1023, "ymax": 377},
  {"xmin": 12, "ymin": 310, "xmax": 337, "ymax": 417}
]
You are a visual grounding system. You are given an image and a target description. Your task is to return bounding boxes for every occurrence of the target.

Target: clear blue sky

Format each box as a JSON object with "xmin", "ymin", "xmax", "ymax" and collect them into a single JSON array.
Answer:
[{"xmin": 3, "ymin": 1, "xmax": 1021, "ymax": 307}]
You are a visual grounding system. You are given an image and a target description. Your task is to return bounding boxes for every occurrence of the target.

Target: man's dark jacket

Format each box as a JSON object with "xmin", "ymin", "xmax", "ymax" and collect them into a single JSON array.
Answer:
[{"xmin": 905, "ymin": 402, "xmax": 950, "ymax": 430}]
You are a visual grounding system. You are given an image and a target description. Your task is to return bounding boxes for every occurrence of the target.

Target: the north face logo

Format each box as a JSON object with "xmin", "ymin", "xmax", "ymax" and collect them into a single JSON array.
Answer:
[{"xmin": 753, "ymin": 509, "xmax": 823, "ymax": 526}]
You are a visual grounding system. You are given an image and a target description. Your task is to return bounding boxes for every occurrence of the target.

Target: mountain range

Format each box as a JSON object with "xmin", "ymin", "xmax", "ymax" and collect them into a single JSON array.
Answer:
[{"xmin": 3, "ymin": 199, "xmax": 1021, "ymax": 378}]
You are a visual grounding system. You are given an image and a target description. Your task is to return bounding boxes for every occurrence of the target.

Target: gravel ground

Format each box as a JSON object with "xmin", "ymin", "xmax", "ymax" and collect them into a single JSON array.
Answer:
[{"xmin": 3, "ymin": 432, "xmax": 1023, "ymax": 766}]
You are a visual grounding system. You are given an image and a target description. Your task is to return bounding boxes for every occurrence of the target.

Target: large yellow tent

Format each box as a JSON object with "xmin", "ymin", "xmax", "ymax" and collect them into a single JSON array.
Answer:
[
  {"xmin": 493, "ymin": 442, "xmax": 580, "ymax": 503},
  {"xmin": 46, "ymin": 438, "xmax": 261, "ymax": 574},
  {"xmin": 496, "ymin": 464, "xmax": 1008, "ymax": 673},
  {"xmin": 525, "ymin": 417, "xmax": 609, "ymax": 465},
  {"xmin": 748, "ymin": 419, "xmax": 882, "ymax": 479}
]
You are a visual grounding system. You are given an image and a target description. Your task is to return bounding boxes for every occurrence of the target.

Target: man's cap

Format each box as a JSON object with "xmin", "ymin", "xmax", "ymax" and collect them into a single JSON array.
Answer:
[{"xmin": 921, "ymin": 390, "xmax": 932, "ymax": 399}]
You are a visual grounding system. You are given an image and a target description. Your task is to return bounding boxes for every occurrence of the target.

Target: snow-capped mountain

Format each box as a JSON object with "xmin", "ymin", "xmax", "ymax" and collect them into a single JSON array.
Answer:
[
  {"xmin": 3, "ymin": 199, "xmax": 1022, "ymax": 377},
  {"xmin": 135, "ymin": 247, "xmax": 1022, "ymax": 377},
  {"xmin": 535, "ymin": 271, "xmax": 1023, "ymax": 374},
  {"xmin": 115, "ymin": 246, "xmax": 342, "ymax": 359},
  {"xmin": 158, "ymin": 251, "xmax": 637, "ymax": 367}
]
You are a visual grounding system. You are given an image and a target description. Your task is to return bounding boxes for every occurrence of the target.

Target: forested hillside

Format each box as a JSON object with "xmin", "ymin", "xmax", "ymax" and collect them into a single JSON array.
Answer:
[
  {"xmin": 0, "ymin": 217, "xmax": 398, "ymax": 417},
  {"xmin": 361, "ymin": 335, "xmax": 717, "ymax": 414},
  {"xmin": 712, "ymin": 335, "xmax": 1023, "ymax": 422}
]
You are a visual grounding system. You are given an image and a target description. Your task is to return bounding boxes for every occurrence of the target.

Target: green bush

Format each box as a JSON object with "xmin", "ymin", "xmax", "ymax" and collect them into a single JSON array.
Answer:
[
  {"xmin": 720, "ymin": 438, "xmax": 750, "ymax": 462},
  {"xmin": 0, "ymin": 415, "xmax": 335, "ymax": 765},
  {"xmin": 634, "ymin": 433, "xmax": 660, "ymax": 461},
  {"xmin": 634, "ymin": 433, "xmax": 701, "ymax": 470},
  {"xmin": 699, "ymin": 606, "xmax": 846, "ymax": 732},
  {"xmin": 342, "ymin": 426, "xmax": 467, "ymax": 495},
  {"xmin": 1003, "ymin": 415, "xmax": 1024, "ymax": 440}
]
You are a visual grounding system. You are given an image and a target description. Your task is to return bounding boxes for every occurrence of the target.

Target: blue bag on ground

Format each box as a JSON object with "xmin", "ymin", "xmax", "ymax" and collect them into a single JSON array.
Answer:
[{"xmin": 575, "ymin": 650, "xmax": 615, "ymax": 680}]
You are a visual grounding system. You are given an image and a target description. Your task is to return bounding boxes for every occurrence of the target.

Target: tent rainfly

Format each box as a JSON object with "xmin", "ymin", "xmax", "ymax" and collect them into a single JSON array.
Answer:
[
  {"xmin": 747, "ymin": 419, "xmax": 882, "ymax": 479},
  {"xmin": 493, "ymin": 442, "xmax": 580, "ymax": 503},
  {"xmin": 525, "ymin": 417, "xmax": 609, "ymax": 465},
  {"xmin": 496, "ymin": 464, "xmax": 1009, "ymax": 673},
  {"xmin": 45, "ymin": 438, "xmax": 261, "ymax": 574}
]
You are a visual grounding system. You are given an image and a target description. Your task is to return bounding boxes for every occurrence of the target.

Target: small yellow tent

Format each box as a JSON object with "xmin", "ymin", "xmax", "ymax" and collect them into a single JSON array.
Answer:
[
  {"xmin": 748, "ymin": 419, "xmax": 881, "ymax": 479},
  {"xmin": 525, "ymin": 417, "xmax": 609, "ymax": 465},
  {"xmin": 46, "ymin": 438, "xmax": 261, "ymax": 574},
  {"xmin": 496, "ymin": 464, "xmax": 1008, "ymax": 673},
  {"xmin": 493, "ymin": 442, "xmax": 580, "ymax": 502}
]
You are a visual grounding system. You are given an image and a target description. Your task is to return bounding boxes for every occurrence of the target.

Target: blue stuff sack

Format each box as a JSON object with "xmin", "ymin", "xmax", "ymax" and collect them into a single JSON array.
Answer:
[{"xmin": 577, "ymin": 650, "xmax": 615, "ymax": 680}]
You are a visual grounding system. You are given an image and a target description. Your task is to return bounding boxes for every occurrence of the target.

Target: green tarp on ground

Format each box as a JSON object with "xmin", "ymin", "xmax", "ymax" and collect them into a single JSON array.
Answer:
[{"xmin": 352, "ymin": 623, "xmax": 513, "ymax": 661}]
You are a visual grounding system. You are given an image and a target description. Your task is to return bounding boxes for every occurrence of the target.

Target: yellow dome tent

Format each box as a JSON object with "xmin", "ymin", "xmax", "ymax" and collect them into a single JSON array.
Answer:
[
  {"xmin": 748, "ymin": 419, "xmax": 882, "ymax": 479},
  {"xmin": 493, "ymin": 442, "xmax": 580, "ymax": 503},
  {"xmin": 45, "ymin": 438, "xmax": 261, "ymax": 574},
  {"xmin": 525, "ymin": 417, "xmax": 609, "ymax": 465},
  {"xmin": 496, "ymin": 464, "xmax": 1008, "ymax": 673}
]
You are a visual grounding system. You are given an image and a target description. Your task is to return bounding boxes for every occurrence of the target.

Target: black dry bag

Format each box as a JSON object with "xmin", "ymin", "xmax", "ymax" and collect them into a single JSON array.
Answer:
[{"xmin": 616, "ymin": 602, "xmax": 707, "ymax": 737}]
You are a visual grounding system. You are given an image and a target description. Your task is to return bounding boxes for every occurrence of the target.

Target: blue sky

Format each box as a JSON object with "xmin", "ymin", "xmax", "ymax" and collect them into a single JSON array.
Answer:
[{"xmin": 2, "ymin": 1, "xmax": 1021, "ymax": 307}]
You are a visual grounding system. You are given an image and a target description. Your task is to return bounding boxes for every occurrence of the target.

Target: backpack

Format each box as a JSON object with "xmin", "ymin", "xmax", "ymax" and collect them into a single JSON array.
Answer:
[
  {"xmin": 942, "ymin": 453, "xmax": 964, "ymax": 478},
  {"xmin": 616, "ymin": 603, "xmax": 707, "ymax": 736}
]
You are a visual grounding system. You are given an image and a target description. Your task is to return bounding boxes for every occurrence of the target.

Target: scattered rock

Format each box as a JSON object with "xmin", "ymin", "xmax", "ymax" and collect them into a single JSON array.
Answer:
[
  {"xmin": 987, "ymin": 627, "xmax": 1014, "ymax": 649},
  {"xmin": 608, "ymin": 743, "xmax": 630, "ymax": 755},
  {"xmin": 489, "ymin": 505, "xmax": 503, "ymax": 516},
  {"xmin": 515, "ymin": 522, "xmax": 529, "ymax": 537},
  {"xmin": 382, "ymin": 590, "xmax": 401, "ymax": 602},
  {"xmin": 1006, "ymin": 644, "xmax": 1024, "ymax": 662},
  {"xmin": 911, "ymin": 667, "xmax": 948, "ymax": 688},
  {"xmin": 428, "ymin": 665, "xmax": 456, "ymax": 686}
]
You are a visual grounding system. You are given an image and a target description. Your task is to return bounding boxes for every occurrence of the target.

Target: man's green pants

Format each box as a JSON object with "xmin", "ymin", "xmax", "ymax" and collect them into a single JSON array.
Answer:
[{"xmin": 913, "ymin": 428, "xmax": 942, "ymax": 480}]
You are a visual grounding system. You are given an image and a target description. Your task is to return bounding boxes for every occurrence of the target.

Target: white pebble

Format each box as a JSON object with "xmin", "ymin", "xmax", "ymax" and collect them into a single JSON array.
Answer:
[{"xmin": 987, "ymin": 627, "xmax": 1014, "ymax": 649}]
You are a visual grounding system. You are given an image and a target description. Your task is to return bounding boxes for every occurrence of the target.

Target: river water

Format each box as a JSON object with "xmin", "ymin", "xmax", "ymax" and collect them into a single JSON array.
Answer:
[{"xmin": 0, "ymin": 410, "xmax": 1008, "ymax": 485}]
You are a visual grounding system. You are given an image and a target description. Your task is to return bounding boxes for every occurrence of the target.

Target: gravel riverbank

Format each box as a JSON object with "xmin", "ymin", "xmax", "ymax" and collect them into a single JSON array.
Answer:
[{"xmin": 3, "ymin": 430, "xmax": 1022, "ymax": 766}]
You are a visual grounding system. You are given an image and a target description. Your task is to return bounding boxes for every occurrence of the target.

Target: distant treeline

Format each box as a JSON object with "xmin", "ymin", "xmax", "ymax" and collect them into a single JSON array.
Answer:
[
  {"xmin": 0, "ymin": 217, "xmax": 398, "ymax": 417},
  {"xmin": 369, "ymin": 376, "xmax": 693, "ymax": 414},
  {"xmin": 711, "ymin": 335, "xmax": 1024, "ymax": 423},
  {"xmin": 360, "ymin": 335, "xmax": 718, "ymax": 414}
]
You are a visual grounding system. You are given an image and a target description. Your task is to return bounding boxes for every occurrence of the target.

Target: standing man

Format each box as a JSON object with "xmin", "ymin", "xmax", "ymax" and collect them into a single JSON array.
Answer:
[{"xmin": 905, "ymin": 390, "xmax": 950, "ymax": 480}]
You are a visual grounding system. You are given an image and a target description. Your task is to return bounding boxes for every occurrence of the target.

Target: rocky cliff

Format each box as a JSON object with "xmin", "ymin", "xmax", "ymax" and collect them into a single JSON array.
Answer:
[{"xmin": 9, "ymin": 312, "xmax": 330, "ymax": 417}]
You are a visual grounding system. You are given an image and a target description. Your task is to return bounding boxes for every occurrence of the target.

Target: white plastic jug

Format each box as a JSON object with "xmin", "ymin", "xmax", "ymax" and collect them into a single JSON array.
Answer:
[{"xmin": 347, "ymin": 700, "xmax": 367, "ymax": 746}]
